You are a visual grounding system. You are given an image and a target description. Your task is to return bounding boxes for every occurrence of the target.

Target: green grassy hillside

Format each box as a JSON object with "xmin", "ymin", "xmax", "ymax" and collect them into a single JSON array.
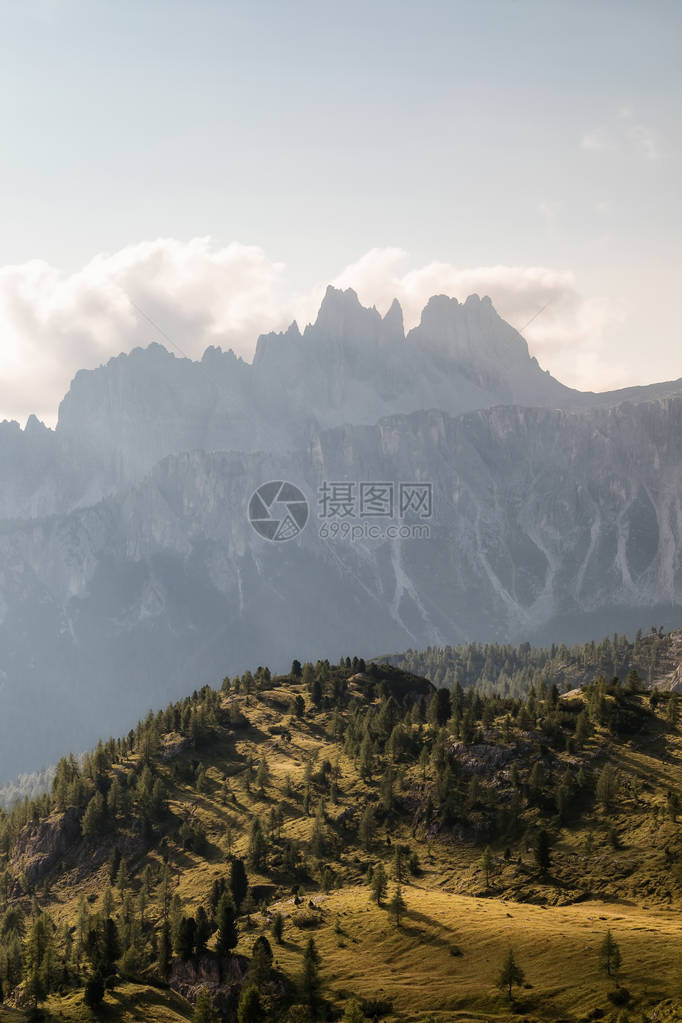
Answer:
[{"xmin": 1, "ymin": 656, "xmax": 682, "ymax": 1022}]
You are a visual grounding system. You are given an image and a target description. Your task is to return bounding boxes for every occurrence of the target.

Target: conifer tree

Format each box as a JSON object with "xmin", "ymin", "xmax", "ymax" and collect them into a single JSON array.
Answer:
[
  {"xmin": 247, "ymin": 818, "xmax": 268, "ymax": 870},
  {"xmin": 481, "ymin": 846, "xmax": 493, "ymax": 888},
  {"xmin": 230, "ymin": 858, "xmax": 249, "ymax": 912},
  {"xmin": 215, "ymin": 893, "xmax": 238, "ymax": 955},
  {"xmin": 301, "ymin": 937, "xmax": 321, "ymax": 1013},
  {"xmin": 497, "ymin": 947, "xmax": 525, "ymax": 1001},
  {"xmin": 158, "ymin": 920, "xmax": 172, "ymax": 981},
  {"xmin": 256, "ymin": 758, "xmax": 270, "ymax": 795},
  {"xmin": 358, "ymin": 806, "xmax": 376, "ymax": 851},
  {"xmin": 84, "ymin": 973, "xmax": 105, "ymax": 1009},
  {"xmin": 271, "ymin": 911, "xmax": 284, "ymax": 944},
  {"xmin": 193, "ymin": 987, "xmax": 221, "ymax": 1023},
  {"xmin": 600, "ymin": 929, "xmax": 622, "ymax": 979},
  {"xmin": 195, "ymin": 906, "xmax": 211, "ymax": 955},
  {"xmin": 393, "ymin": 845, "xmax": 405, "ymax": 883},
  {"xmin": 237, "ymin": 985, "xmax": 265, "ymax": 1023},
  {"xmin": 534, "ymin": 829, "xmax": 552, "ymax": 874},
  {"xmin": 370, "ymin": 862, "xmax": 388, "ymax": 905},
  {"xmin": 388, "ymin": 884, "xmax": 407, "ymax": 928},
  {"xmin": 248, "ymin": 935, "xmax": 273, "ymax": 986}
]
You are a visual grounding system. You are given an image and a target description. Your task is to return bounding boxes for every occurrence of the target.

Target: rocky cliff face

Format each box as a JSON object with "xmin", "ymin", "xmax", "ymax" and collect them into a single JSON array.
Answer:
[
  {"xmin": 9, "ymin": 808, "xmax": 81, "ymax": 888},
  {"xmin": 1, "ymin": 391, "xmax": 682, "ymax": 776},
  {"xmin": 169, "ymin": 953, "xmax": 249, "ymax": 1021}
]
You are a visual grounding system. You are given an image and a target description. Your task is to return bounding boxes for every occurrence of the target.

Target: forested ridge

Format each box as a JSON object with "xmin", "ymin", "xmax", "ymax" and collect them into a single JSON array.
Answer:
[
  {"xmin": 1, "ymin": 648, "xmax": 682, "ymax": 1022},
  {"xmin": 387, "ymin": 625, "xmax": 679, "ymax": 695}
]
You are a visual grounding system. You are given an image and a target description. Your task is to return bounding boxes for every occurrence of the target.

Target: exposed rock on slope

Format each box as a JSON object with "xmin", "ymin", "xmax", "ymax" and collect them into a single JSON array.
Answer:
[{"xmin": 10, "ymin": 808, "xmax": 81, "ymax": 888}]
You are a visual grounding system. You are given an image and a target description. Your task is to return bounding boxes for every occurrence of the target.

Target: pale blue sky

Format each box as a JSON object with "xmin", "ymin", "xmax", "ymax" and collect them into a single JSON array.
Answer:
[{"xmin": 0, "ymin": 0, "xmax": 681, "ymax": 421}]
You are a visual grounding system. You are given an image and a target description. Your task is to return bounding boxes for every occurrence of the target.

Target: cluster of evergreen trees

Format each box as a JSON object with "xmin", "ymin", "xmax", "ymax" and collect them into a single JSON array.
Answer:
[{"xmin": 390, "ymin": 626, "xmax": 672, "ymax": 696}]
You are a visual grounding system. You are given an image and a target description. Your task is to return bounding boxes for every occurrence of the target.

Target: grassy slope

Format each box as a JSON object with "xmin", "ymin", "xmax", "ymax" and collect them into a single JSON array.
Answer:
[
  {"xmin": 7, "ymin": 677, "xmax": 682, "ymax": 1022},
  {"xmin": 265, "ymin": 887, "xmax": 681, "ymax": 1022},
  {"xmin": 0, "ymin": 983, "xmax": 192, "ymax": 1023}
]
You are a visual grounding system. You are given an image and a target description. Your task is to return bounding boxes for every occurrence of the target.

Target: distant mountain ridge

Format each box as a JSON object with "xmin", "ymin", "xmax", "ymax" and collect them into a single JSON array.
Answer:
[
  {"xmin": 2, "ymin": 396, "xmax": 682, "ymax": 776},
  {"xmin": 1, "ymin": 286, "xmax": 682, "ymax": 778},
  {"xmin": 3, "ymin": 285, "xmax": 682, "ymax": 521}
]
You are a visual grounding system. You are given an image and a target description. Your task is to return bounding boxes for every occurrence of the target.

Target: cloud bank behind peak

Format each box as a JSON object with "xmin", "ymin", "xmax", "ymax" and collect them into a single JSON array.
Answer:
[{"xmin": 0, "ymin": 237, "xmax": 633, "ymax": 425}]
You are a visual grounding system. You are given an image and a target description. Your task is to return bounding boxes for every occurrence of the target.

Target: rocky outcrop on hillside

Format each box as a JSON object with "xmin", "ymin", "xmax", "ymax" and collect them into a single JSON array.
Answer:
[
  {"xmin": 9, "ymin": 808, "xmax": 81, "ymax": 889},
  {"xmin": 169, "ymin": 953, "xmax": 249, "ymax": 1022},
  {"xmin": 649, "ymin": 630, "xmax": 682, "ymax": 691}
]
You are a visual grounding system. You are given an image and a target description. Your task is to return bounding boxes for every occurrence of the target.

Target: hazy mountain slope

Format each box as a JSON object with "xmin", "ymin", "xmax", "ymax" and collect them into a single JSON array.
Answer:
[{"xmin": 2, "ymin": 397, "xmax": 682, "ymax": 776}]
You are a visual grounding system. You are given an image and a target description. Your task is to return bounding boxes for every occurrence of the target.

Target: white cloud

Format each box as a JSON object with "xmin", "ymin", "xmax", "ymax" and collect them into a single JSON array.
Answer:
[
  {"xmin": 619, "ymin": 107, "xmax": 660, "ymax": 161},
  {"xmin": 0, "ymin": 239, "xmax": 295, "ymax": 425},
  {"xmin": 581, "ymin": 129, "xmax": 611, "ymax": 152},
  {"xmin": 0, "ymin": 239, "xmax": 628, "ymax": 425},
  {"xmin": 537, "ymin": 199, "xmax": 563, "ymax": 223},
  {"xmin": 332, "ymin": 248, "xmax": 627, "ymax": 391},
  {"xmin": 581, "ymin": 108, "xmax": 660, "ymax": 161}
]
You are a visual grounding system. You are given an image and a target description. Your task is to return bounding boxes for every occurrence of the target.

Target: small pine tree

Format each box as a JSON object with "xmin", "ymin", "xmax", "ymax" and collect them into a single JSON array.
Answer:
[
  {"xmin": 256, "ymin": 758, "xmax": 270, "ymax": 795},
  {"xmin": 371, "ymin": 862, "xmax": 388, "ymax": 906},
  {"xmin": 157, "ymin": 920, "xmax": 172, "ymax": 981},
  {"xmin": 271, "ymin": 911, "xmax": 284, "ymax": 944},
  {"xmin": 248, "ymin": 936, "xmax": 273, "ymax": 987},
  {"xmin": 195, "ymin": 905, "xmax": 211, "ymax": 955},
  {"xmin": 237, "ymin": 985, "xmax": 265, "ymax": 1023},
  {"xmin": 343, "ymin": 999, "xmax": 365, "ymax": 1023},
  {"xmin": 600, "ymin": 929, "xmax": 622, "ymax": 980},
  {"xmin": 392, "ymin": 845, "xmax": 405, "ymax": 883},
  {"xmin": 301, "ymin": 937, "xmax": 321, "ymax": 1011},
  {"xmin": 215, "ymin": 893, "xmax": 238, "ymax": 955},
  {"xmin": 381, "ymin": 766, "xmax": 394, "ymax": 812},
  {"xmin": 230, "ymin": 858, "xmax": 249, "ymax": 911},
  {"xmin": 596, "ymin": 765, "xmax": 619, "ymax": 812},
  {"xmin": 534, "ymin": 829, "xmax": 552, "ymax": 874},
  {"xmin": 358, "ymin": 806, "xmax": 375, "ymax": 852},
  {"xmin": 388, "ymin": 884, "xmax": 407, "ymax": 928},
  {"xmin": 116, "ymin": 857, "xmax": 129, "ymax": 892},
  {"xmin": 193, "ymin": 986, "xmax": 221, "ymax": 1023},
  {"xmin": 81, "ymin": 792, "xmax": 105, "ymax": 839},
  {"xmin": 481, "ymin": 846, "xmax": 493, "ymax": 888},
  {"xmin": 84, "ymin": 974, "xmax": 105, "ymax": 1008},
  {"xmin": 497, "ymin": 947, "xmax": 525, "ymax": 1001},
  {"xmin": 359, "ymin": 735, "xmax": 374, "ymax": 780},
  {"xmin": 247, "ymin": 818, "xmax": 268, "ymax": 870},
  {"xmin": 178, "ymin": 916, "xmax": 197, "ymax": 961}
]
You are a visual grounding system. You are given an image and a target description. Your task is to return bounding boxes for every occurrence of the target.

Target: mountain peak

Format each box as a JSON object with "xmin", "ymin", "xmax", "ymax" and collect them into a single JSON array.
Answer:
[
  {"xmin": 380, "ymin": 297, "xmax": 405, "ymax": 345},
  {"xmin": 316, "ymin": 284, "xmax": 363, "ymax": 321},
  {"xmin": 306, "ymin": 284, "xmax": 382, "ymax": 347},
  {"xmin": 384, "ymin": 297, "xmax": 404, "ymax": 323}
]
